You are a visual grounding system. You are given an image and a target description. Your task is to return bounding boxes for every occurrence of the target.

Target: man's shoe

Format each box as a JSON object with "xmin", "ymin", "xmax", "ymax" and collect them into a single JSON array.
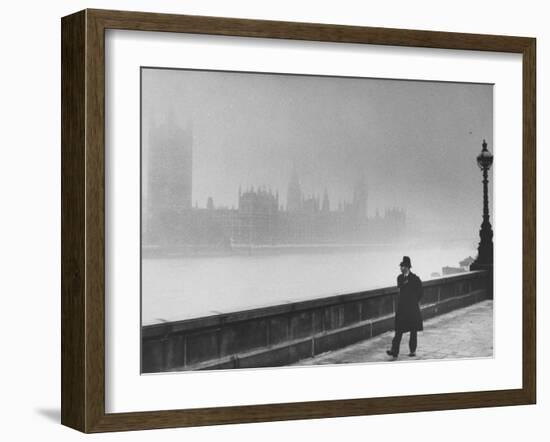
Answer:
[
  {"xmin": 408, "ymin": 352, "xmax": 416, "ymax": 357},
  {"xmin": 386, "ymin": 350, "xmax": 397, "ymax": 359}
]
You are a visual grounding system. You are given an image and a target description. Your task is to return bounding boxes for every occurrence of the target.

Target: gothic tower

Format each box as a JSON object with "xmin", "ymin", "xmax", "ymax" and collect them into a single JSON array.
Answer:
[
  {"xmin": 352, "ymin": 173, "xmax": 368, "ymax": 219},
  {"xmin": 146, "ymin": 113, "xmax": 193, "ymax": 243},
  {"xmin": 287, "ymin": 167, "xmax": 302, "ymax": 212}
]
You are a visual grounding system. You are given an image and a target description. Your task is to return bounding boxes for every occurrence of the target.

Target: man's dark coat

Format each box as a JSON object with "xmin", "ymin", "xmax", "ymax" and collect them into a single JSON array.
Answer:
[{"xmin": 395, "ymin": 272, "xmax": 424, "ymax": 332}]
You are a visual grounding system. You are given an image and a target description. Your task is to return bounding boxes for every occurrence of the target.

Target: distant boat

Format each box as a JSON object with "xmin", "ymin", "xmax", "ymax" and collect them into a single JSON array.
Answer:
[{"xmin": 442, "ymin": 266, "xmax": 466, "ymax": 276}]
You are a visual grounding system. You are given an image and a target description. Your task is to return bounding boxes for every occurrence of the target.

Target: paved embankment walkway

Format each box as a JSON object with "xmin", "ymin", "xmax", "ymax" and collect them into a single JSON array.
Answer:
[{"xmin": 293, "ymin": 300, "xmax": 493, "ymax": 365}]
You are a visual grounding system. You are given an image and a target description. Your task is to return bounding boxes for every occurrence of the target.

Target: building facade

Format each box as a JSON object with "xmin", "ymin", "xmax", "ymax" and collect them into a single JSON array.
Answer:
[{"xmin": 143, "ymin": 123, "xmax": 406, "ymax": 249}]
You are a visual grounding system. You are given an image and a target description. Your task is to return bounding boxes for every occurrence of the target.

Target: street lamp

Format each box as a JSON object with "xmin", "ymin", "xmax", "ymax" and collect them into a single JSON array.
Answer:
[{"xmin": 471, "ymin": 139, "xmax": 494, "ymax": 271}]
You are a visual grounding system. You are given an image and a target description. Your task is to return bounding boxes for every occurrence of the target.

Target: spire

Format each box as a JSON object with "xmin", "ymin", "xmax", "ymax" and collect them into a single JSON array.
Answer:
[
  {"xmin": 353, "ymin": 171, "xmax": 368, "ymax": 218},
  {"xmin": 322, "ymin": 188, "xmax": 330, "ymax": 212},
  {"xmin": 287, "ymin": 166, "xmax": 302, "ymax": 212}
]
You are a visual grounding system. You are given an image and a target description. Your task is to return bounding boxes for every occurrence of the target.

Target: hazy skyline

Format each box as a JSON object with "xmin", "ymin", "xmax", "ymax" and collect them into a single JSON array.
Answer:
[{"xmin": 141, "ymin": 68, "xmax": 493, "ymax": 240}]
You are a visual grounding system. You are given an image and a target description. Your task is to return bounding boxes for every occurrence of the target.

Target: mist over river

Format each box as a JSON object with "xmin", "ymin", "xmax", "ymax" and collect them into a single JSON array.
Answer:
[{"xmin": 142, "ymin": 241, "xmax": 476, "ymax": 325}]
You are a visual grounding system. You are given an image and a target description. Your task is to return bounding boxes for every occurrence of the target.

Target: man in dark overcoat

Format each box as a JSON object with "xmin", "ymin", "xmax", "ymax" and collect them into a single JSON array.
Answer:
[{"xmin": 386, "ymin": 256, "xmax": 424, "ymax": 359}]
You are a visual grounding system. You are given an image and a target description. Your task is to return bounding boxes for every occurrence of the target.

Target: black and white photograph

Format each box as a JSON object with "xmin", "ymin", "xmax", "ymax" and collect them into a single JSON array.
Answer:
[
  {"xmin": 2, "ymin": 0, "xmax": 543, "ymax": 438},
  {"xmin": 140, "ymin": 68, "xmax": 494, "ymax": 373}
]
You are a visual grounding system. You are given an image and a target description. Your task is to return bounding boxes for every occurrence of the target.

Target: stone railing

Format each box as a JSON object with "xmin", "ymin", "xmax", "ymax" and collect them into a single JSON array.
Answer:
[{"xmin": 142, "ymin": 270, "xmax": 490, "ymax": 373}]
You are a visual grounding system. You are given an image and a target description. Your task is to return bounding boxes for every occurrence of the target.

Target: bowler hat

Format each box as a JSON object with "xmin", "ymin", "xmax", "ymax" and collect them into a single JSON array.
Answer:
[{"xmin": 399, "ymin": 256, "xmax": 412, "ymax": 268}]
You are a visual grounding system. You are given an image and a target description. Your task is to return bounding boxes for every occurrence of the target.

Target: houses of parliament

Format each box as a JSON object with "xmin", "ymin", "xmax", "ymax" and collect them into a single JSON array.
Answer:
[{"xmin": 143, "ymin": 120, "xmax": 406, "ymax": 249}]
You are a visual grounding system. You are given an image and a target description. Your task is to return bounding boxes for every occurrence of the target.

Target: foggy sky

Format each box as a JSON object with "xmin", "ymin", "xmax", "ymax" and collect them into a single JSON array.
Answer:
[{"xmin": 141, "ymin": 68, "xmax": 493, "ymax": 241}]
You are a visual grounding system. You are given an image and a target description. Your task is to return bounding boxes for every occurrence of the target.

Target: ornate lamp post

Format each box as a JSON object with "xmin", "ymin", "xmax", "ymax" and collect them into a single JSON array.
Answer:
[{"xmin": 471, "ymin": 139, "xmax": 494, "ymax": 271}]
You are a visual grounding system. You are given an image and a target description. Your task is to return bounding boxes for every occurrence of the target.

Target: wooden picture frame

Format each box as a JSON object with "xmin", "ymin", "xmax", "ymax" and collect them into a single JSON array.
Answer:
[{"xmin": 61, "ymin": 8, "xmax": 536, "ymax": 433}]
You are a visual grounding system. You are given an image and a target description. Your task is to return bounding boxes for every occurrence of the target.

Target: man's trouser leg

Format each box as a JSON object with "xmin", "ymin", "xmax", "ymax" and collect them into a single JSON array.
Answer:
[
  {"xmin": 391, "ymin": 331, "xmax": 403, "ymax": 355},
  {"xmin": 409, "ymin": 330, "xmax": 418, "ymax": 354}
]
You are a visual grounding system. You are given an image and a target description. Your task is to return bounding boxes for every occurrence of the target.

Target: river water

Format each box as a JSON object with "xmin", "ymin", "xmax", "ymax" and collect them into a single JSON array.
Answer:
[{"xmin": 142, "ymin": 243, "xmax": 476, "ymax": 325}]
